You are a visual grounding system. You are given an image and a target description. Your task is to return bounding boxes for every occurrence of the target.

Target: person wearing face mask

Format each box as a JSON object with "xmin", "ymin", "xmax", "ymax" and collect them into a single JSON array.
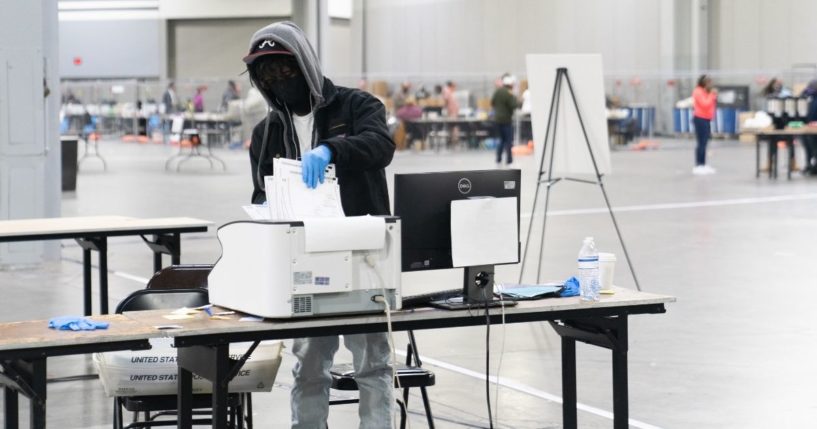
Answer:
[{"xmin": 243, "ymin": 22, "xmax": 395, "ymax": 428}]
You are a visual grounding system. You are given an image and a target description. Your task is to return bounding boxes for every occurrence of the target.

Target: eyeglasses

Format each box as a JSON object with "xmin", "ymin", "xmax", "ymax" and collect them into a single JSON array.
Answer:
[{"xmin": 254, "ymin": 58, "xmax": 301, "ymax": 84}]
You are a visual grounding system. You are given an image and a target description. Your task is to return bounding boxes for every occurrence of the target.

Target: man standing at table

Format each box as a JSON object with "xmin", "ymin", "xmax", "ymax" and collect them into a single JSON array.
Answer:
[
  {"xmin": 492, "ymin": 73, "xmax": 519, "ymax": 167},
  {"xmin": 243, "ymin": 21, "xmax": 395, "ymax": 428}
]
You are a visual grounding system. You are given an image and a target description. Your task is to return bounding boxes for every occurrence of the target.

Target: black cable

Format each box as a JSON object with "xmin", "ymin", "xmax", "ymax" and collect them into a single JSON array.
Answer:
[{"xmin": 483, "ymin": 287, "xmax": 494, "ymax": 429}]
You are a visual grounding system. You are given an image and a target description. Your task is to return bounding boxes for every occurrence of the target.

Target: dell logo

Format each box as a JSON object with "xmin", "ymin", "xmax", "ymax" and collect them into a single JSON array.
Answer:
[{"xmin": 457, "ymin": 178, "xmax": 472, "ymax": 194}]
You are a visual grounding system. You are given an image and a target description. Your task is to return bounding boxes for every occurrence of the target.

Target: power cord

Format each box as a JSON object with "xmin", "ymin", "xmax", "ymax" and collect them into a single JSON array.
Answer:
[
  {"xmin": 365, "ymin": 253, "xmax": 407, "ymax": 429},
  {"xmin": 481, "ymin": 286, "xmax": 494, "ymax": 429},
  {"xmin": 493, "ymin": 283, "xmax": 508, "ymax": 426}
]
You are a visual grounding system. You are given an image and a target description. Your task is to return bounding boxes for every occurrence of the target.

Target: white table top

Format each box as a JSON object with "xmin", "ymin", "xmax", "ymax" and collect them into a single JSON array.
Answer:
[
  {"xmin": 0, "ymin": 287, "xmax": 673, "ymax": 355},
  {"xmin": 0, "ymin": 216, "xmax": 212, "ymax": 239},
  {"xmin": 0, "ymin": 314, "xmax": 162, "ymax": 353}
]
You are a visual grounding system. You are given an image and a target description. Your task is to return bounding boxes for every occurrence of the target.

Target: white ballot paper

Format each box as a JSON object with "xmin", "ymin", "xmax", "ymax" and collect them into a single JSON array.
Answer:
[
  {"xmin": 242, "ymin": 204, "xmax": 271, "ymax": 220},
  {"xmin": 450, "ymin": 197, "xmax": 519, "ymax": 267},
  {"xmin": 263, "ymin": 158, "xmax": 344, "ymax": 221}
]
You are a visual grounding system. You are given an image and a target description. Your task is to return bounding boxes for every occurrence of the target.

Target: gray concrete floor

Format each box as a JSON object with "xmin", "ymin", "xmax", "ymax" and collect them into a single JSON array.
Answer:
[{"xmin": 2, "ymin": 136, "xmax": 817, "ymax": 428}]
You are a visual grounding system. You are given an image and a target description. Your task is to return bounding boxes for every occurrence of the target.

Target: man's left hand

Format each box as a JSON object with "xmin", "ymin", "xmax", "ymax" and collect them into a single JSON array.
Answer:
[{"xmin": 302, "ymin": 145, "xmax": 332, "ymax": 189}]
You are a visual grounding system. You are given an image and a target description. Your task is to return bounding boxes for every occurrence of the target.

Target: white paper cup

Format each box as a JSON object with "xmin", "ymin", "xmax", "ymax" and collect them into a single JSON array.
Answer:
[{"xmin": 599, "ymin": 252, "xmax": 616, "ymax": 291}]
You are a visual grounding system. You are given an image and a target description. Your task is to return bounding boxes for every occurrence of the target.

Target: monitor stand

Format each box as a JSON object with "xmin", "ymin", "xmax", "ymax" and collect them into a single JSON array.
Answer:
[{"xmin": 430, "ymin": 265, "xmax": 518, "ymax": 310}]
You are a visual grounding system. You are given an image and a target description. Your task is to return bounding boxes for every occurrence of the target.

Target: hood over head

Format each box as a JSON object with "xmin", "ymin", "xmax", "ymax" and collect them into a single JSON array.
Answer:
[{"xmin": 244, "ymin": 21, "xmax": 324, "ymax": 107}]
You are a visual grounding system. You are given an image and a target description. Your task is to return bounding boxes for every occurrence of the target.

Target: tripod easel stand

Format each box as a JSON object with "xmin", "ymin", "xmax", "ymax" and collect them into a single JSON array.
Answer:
[{"xmin": 519, "ymin": 67, "xmax": 641, "ymax": 291}]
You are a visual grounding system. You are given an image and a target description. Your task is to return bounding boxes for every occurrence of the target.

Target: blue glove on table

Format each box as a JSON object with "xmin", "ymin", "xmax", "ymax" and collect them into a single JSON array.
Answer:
[
  {"xmin": 48, "ymin": 316, "xmax": 109, "ymax": 331},
  {"xmin": 560, "ymin": 276, "xmax": 580, "ymax": 297},
  {"xmin": 301, "ymin": 145, "xmax": 332, "ymax": 189}
]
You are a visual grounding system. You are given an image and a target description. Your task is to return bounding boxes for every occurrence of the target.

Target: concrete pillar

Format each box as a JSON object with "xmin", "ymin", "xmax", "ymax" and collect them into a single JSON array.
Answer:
[
  {"xmin": 291, "ymin": 0, "xmax": 329, "ymax": 69},
  {"xmin": 0, "ymin": 0, "xmax": 61, "ymax": 265},
  {"xmin": 690, "ymin": 0, "xmax": 710, "ymax": 73}
]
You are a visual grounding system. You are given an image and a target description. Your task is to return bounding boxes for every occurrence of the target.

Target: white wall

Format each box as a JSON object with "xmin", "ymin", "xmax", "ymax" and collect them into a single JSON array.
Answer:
[
  {"xmin": 0, "ymin": 0, "xmax": 60, "ymax": 265},
  {"xmin": 363, "ymin": 0, "xmax": 674, "ymax": 78},
  {"xmin": 712, "ymin": 0, "xmax": 817, "ymax": 73}
]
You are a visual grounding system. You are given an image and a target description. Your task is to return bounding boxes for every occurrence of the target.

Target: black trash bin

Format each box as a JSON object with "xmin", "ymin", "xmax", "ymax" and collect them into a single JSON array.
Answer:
[{"xmin": 61, "ymin": 135, "xmax": 78, "ymax": 191}]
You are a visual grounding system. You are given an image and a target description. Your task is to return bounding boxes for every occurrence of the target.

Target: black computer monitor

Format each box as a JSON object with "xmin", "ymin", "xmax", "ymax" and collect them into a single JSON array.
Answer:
[{"xmin": 394, "ymin": 169, "xmax": 521, "ymax": 308}]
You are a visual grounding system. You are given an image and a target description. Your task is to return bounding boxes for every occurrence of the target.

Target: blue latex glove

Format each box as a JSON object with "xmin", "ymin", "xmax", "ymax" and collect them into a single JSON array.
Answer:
[
  {"xmin": 301, "ymin": 145, "xmax": 332, "ymax": 189},
  {"xmin": 48, "ymin": 316, "xmax": 110, "ymax": 331},
  {"xmin": 560, "ymin": 276, "xmax": 580, "ymax": 297}
]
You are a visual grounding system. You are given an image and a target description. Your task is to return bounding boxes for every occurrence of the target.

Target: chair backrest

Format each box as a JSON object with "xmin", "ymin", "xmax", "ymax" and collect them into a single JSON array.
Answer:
[
  {"xmin": 115, "ymin": 288, "xmax": 209, "ymax": 314},
  {"xmin": 147, "ymin": 264, "xmax": 213, "ymax": 290}
]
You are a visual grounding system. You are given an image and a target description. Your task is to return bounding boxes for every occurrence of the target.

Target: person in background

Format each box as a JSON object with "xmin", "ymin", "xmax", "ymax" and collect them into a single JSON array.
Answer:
[
  {"xmin": 692, "ymin": 74, "xmax": 717, "ymax": 175},
  {"xmin": 491, "ymin": 73, "xmax": 519, "ymax": 167},
  {"xmin": 62, "ymin": 89, "xmax": 80, "ymax": 105},
  {"xmin": 442, "ymin": 81, "xmax": 460, "ymax": 144},
  {"xmin": 392, "ymin": 81, "xmax": 412, "ymax": 111},
  {"xmin": 396, "ymin": 96, "xmax": 422, "ymax": 122},
  {"xmin": 243, "ymin": 21, "xmax": 395, "ymax": 428},
  {"xmin": 802, "ymin": 80, "xmax": 817, "ymax": 175},
  {"xmin": 161, "ymin": 82, "xmax": 178, "ymax": 114},
  {"xmin": 394, "ymin": 96, "xmax": 424, "ymax": 150},
  {"xmin": 443, "ymin": 80, "xmax": 459, "ymax": 118},
  {"xmin": 192, "ymin": 85, "xmax": 207, "ymax": 113},
  {"xmin": 761, "ymin": 77, "xmax": 792, "ymax": 98},
  {"xmin": 221, "ymin": 80, "xmax": 241, "ymax": 111}
]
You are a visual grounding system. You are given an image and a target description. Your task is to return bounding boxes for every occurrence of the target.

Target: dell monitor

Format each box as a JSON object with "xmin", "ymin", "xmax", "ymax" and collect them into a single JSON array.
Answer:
[{"xmin": 394, "ymin": 169, "xmax": 521, "ymax": 309}]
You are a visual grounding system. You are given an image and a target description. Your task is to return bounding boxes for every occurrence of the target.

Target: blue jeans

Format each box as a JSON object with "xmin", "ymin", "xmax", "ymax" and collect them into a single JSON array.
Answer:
[
  {"xmin": 496, "ymin": 123, "xmax": 514, "ymax": 164},
  {"xmin": 693, "ymin": 116, "xmax": 711, "ymax": 166}
]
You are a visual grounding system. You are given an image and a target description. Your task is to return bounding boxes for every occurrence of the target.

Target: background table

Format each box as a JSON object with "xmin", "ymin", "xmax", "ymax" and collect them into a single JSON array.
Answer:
[
  {"xmin": 746, "ymin": 127, "xmax": 817, "ymax": 179},
  {"xmin": 0, "ymin": 216, "xmax": 211, "ymax": 315},
  {"xmin": 0, "ymin": 314, "xmax": 160, "ymax": 429}
]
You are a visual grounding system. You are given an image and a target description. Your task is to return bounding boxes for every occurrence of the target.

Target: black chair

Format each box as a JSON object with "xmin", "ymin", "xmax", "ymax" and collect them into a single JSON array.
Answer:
[
  {"xmin": 146, "ymin": 264, "xmax": 213, "ymax": 290},
  {"xmin": 112, "ymin": 288, "xmax": 251, "ymax": 429},
  {"xmin": 329, "ymin": 331, "xmax": 435, "ymax": 429}
]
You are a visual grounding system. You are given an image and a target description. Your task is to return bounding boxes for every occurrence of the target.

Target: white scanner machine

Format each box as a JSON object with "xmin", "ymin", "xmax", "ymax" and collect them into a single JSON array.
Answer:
[{"xmin": 208, "ymin": 216, "xmax": 401, "ymax": 318}]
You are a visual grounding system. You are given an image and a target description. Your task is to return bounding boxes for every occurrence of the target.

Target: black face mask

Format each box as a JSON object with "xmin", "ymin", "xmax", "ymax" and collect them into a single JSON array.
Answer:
[{"xmin": 266, "ymin": 75, "xmax": 310, "ymax": 108}]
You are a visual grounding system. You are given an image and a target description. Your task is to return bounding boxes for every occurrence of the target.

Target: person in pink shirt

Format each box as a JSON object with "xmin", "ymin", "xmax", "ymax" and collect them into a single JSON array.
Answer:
[{"xmin": 692, "ymin": 75, "xmax": 718, "ymax": 175}]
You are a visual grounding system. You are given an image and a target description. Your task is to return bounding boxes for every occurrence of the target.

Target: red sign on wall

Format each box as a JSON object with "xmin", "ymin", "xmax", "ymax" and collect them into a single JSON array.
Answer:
[{"xmin": 73, "ymin": 57, "xmax": 82, "ymax": 66}]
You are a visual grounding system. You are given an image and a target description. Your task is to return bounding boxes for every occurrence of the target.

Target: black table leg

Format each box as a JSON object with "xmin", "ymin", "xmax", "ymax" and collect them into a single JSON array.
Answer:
[
  {"xmin": 212, "ymin": 346, "xmax": 229, "ymax": 429},
  {"xmin": 177, "ymin": 344, "xmax": 231, "ymax": 429},
  {"xmin": 788, "ymin": 139, "xmax": 795, "ymax": 180},
  {"xmin": 551, "ymin": 315, "xmax": 630, "ymax": 429},
  {"xmin": 177, "ymin": 363, "xmax": 193, "ymax": 429},
  {"xmin": 561, "ymin": 337, "xmax": 578, "ymax": 429},
  {"xmin": 29, "ymin": 360, "xmax": 46, "ymax": 429},
  {"xmin": 82, "ymin": 247, "xmax": 92, "ymax": 316},
  {"xmin": 76, "ymin": 237, "xmax": 108, "ymax": 315},
  {"xmin": 4, "ymin": 385, "xmax": 18, "ymax": 429},
  {"xmin": 612, "ymin": 347, "xmax": 629, "ymax": 429},
  {"xmin": 756, "ymin": 139, "xmax": 760, "ymax": 178},
  {"xmin": 2, "ymin": 359, "xmax": 47, "ymax": 429},
  {"xmin": 172, "ymin": 233, "xmax": 181, "ymax": 265},
  {"xmin": 142, "ymin": 233, "xmax": 181, "ymax": 274},
  {"xmin": 98, "ymin": 237, "xmax": 108, "ymax": 315},
  {"xmin": 153, "ymin": 249, "xmax": 162, "ymax": 274}
]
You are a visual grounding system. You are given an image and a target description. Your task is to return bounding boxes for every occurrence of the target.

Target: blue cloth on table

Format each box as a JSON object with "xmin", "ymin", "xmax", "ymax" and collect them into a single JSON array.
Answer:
[
  {"xmin": 560, "ymin": 276, "xmax": 580, "ymax": 297},
  {"xmin": 498, "ymin": 285, "xmax": 562, "ymax": 300},
  {"xmin": 48, "ymin": 316, "xmax": 109, "ymax": 331}
]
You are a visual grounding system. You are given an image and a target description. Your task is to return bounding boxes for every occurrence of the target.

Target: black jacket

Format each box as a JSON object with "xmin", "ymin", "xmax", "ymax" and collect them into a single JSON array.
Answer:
[{"xmin": 249, "ymin": 78, "xmax": 395, "ymax": 216}]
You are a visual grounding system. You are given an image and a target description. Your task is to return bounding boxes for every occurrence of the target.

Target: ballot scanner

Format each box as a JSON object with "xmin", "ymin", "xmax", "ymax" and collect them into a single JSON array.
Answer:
[{"xmin": 208, "ymin": 216, "xmax": 401, "ymax": 318}]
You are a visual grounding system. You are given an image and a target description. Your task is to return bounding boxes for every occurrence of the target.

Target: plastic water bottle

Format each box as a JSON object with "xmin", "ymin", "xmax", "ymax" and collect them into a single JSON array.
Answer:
[{"xmin": 577, "ymin": 237, "xmax": 600, "ymax": 301}]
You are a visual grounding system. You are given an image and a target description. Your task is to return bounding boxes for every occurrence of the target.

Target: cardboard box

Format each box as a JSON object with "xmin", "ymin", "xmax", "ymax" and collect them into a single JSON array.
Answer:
[
  {"xmin": 739, "ymin": 133, "xmax": 757, "ymax": 144},
  {"xmin": 95, "ymin": 339, "xmax": 283, "ymax": 397}
]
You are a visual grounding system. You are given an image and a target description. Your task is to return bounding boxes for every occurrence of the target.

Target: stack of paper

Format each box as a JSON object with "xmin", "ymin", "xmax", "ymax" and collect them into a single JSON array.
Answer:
[{"xmin": 261, "ymin": 158, "xmax": 344, "ymax": 221}]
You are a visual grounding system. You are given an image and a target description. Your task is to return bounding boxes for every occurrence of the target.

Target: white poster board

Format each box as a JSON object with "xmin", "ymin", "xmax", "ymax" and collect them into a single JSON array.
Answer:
[{"xmin": 525, "ymin": 54, "xmax": 611, "ymax": 176}]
